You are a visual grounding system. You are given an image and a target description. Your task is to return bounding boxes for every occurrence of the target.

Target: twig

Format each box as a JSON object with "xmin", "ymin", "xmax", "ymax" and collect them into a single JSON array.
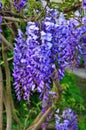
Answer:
[
  {"xmin": 39, "ymin": 125, "xmax": 55, "ymax": 130},
  {"xmin": 6, "ymin": 23, "xmax": 16, "ymax": 38},
  {"xmin": 0, "ymin": 11, "xmax": 23, "ymax": 18},
  {"xmin": 0, "ymin": 33, "xmax": 13, "ymax": 50},
  {"xmin": 27, "ymin": 107, "xmax": 52, "ymax": 130},
  {"xmin": 3, "ymin": 16, "xmax": 20, "ymax": 22},
  {"xmin": 63, "ymin": 2, "xmax": 81, "ymax": 13},
  {"xmin": 28, "ymin": 112, "xmax": 42, "ymax": 128},
  {"xmin": 2, "ymin": 16, "xmax": 32, "ymax": 22},
  {"xmin": 1, "ymin": 22, "xmax": 13, "ymax": 25},
  {"xmin": 0, "ymin": 57, "xmax": 13, "ymax": 66}
]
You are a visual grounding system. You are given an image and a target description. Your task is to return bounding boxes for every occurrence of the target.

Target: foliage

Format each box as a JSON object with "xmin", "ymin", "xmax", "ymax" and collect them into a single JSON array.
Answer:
[
  {"xmin": 27, "ymin": 0, "xmax": 43, "ymax": 18},
  {"xmin": 60, "ymin": 72, "xmax": 85, "ymax": 114},
  {"xmin": 78, "ymin": 116, "xmax": 86, "ymax": 130},
  {"xmin": 12, "ymin": 101, "xmax": 41, "ymax": 130}
]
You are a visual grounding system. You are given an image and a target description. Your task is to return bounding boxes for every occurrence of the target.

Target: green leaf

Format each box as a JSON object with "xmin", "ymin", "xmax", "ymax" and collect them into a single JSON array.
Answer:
[{"xmin": 2, "ymin": 0, "xmax": 5, "ymax": 6}]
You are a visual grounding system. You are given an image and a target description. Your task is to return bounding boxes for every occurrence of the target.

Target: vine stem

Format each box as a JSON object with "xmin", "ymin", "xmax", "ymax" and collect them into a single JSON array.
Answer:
[
  {"xmin": 0, "ymin": 33, "xmax": 13, "ymax": 50},
  {"xmin": 27, "ymin": 107, "xmax": 52, "ymax": 130},
  {"xmin": 2, "ymin": 41, "xmax": 21, "ymax": 125},
  {"xmin": 2, "ymin": 43, "xmax": 12, "ymax": 130},
  {"xmin": 0, "ymin": 57, "xmax": 13, "ymax": 65},
  {"xmin": 0, "ymin": 66, "xmax": 3, "ymax": 130}
]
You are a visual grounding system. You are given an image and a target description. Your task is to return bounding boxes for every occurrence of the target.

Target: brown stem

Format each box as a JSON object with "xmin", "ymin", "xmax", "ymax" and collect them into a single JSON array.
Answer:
[
  {"xmin": 0, "ymin": 11, "xmax": 23, "ymax": 18},
  {"xmin": 27, "ymin": 107, "xmax": 52, "ymax": 130},
  {"xmin": 63, "ymin": 2, "xmax": 81, "ymax": 13},
  {"xmin": 1, "ymin": 22, "xmax": 13, "ymax": 25},
  {"xmin": 0, "ymin": 57, "xmax": 13, "ymax": 65},
  {"xmin": 2, "ymin": 16, "xmax": 28, "ymax": 22},
  {"xmin": 0, "ymin": 33, "xmax": 13, "ymax": 50},
  {"xmin": 0, "ymin": 66, "xmax": 3, "ymax": 130},
  {"xmin": 41, "ymin": 125, "xmax": 55, "ymax": 130},
  {"xmin": 3, "ymin": 87, "xmax": 21, "ymax": 125},
  {"xmin": 2, "ymin": 44, "xmax": 12, "ymax": 130},
  {"xmin": 3, "ymin": 16, "xmax": 20, "ymax": 22},
  {"xmin": 7, "ymin": 23, "xmax": 16, "ymax": 38},
  {"xmin": 3, "ymin": 87, "xmax": 12, "ymax": 130},
  {"xmin": 2, "ymin": 45, "xmax": 12, "ymax": 101},
  {"xmin": 11, "ymin": 22, "xmax": 20, "ymax": 34},
  {"xmin": 2, "ymin": 43, "xmax": 21, "ymax": 125},
  {"xmin": 27, "ymin": 112, "xmax": 42, "ymax": 130},
  {"xmin": 31, "ymin": 112, "xmax": 42, "ymax": 126},
  {"xmin": 33, "ymin": 107, "xmax": 52, "ymax": 130}
]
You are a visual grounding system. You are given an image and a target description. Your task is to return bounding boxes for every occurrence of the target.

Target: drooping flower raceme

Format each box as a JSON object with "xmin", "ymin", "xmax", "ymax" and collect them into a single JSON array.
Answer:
[
  {"xmin": 13, "ymin": 20, "xmax": 55, "ymax": 102},
  {"xmin": 55, "ymin": 108, "xmax": 78, "ymax": 130},
  {"xmin": 13, "ymin": 30, "xmax": 27, "ymax": 101},
  {"xmin": 13, "ymin": 8, "xmax": 86, "ymax": 112}
]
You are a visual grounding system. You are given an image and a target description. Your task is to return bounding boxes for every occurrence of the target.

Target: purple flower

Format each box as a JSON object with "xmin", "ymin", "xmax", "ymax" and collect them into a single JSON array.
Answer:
[
  {"xmin": 14, "ymin": 0, "xmax": 27, "ymax": 11},
  {"xmin": 55, "ymin": 108, "xmax": 78, "ymax": 130},
  {"xmin": 0, "ymin": 16, "xmax": 2, "ymax": 24},
  {"xmin": 0, "ymin": 3, "xmax": 2, "ymax": 9},
  {"xmin": 58, "ymin": 12, "xmax": 66, "ymax": 25},
  {"xmin": 74, "ymin": 10, "xmax": 80, "ymax": 17},
  {"xmin": 82, "ymin": 0, "xmax": 86, "ymax": 10},
  {"xmin": 82, "ymin": 16, "xmax": 86, "ymax": 24},
  {"xmin": 0, "ymin": 16, "xmax": 2, "ymax": 32},
  {"xmin": 13, "ymin": 8, "xmax": 86, "ymax": 113},
  {"xmin": 0, "ymin": 0, "xmax": 2, "ymax": 9}
]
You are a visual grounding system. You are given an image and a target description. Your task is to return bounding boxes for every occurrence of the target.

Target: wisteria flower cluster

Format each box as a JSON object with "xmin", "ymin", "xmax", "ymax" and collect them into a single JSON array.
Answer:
[
  {"xmin": 13, "ymin": 0, "xmax": 27, "ymax": 11},
  {"xmin": 13, "ymin": 7, "xmax": 86, "ymax": 112},
  {"xmin": 55, "ymin": 108, "xmax": 78, "ymax": 130},
  {"xmin": 0, "ymin": 0, "xmax": 27, "ymax": 10},
  {"xmin": 82, "ymin": 0, "xmax": 86, "ymax": 10}
]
